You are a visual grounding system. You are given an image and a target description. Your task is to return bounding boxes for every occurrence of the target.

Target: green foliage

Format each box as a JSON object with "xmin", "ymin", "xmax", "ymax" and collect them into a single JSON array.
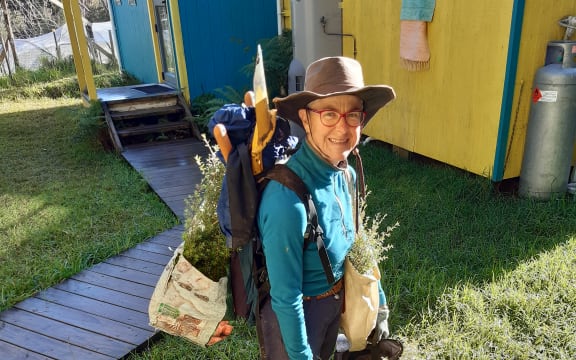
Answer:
[
  {"xmin": 0, "ymin": 55, "xmax": 132, "ymax": 100},
  {"xmin": 0, "ymin": 56, "xmax": 119, "ymax": 89},
  {"xmin": 182, "ymin": 136, "xmax": 229, "ymax": 281},
  {"xmin": 242, "ymin": 30, "xmax": 293, "ymax": 99},
  {"xmin": 74, "ymin": 100, "xmax": 114, "ymax": 150},
  {"xmin": 348, "ymin": 190, "xmax": 398, "ymax": 275},
  {"xmin": 189, "ymin": 86, "xmax": 244, "ymax": 134}
]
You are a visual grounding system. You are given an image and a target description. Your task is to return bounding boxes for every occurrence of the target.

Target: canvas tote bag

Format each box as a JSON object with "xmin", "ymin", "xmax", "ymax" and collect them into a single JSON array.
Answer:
[
  {"xmin": 340, "ymin": 257, "xmax": 381, "ymax": 351},
  {"xmin": 148, "ymin": 242, "xmax": 228, "ymax": 346}
]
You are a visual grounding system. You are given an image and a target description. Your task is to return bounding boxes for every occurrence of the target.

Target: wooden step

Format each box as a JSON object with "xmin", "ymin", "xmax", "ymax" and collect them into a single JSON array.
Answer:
[
  {"xmin": 116, "ymin": 121, "xmax": 191, "ymax": 137},
  {"xmin": 107, "ymin": 94, "xmax": 178, "ymax": 113},
  {"xmin": 100, "ymin": 86, "xmax": 201, "ymax": 153},
  {"xmin": 110, "ymin": 105, "xmax": 183, "ymax": 121}
]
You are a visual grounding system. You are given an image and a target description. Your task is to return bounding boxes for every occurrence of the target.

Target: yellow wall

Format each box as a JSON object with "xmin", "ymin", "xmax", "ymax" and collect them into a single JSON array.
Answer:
[{"xmin": 342, "ymin": 0, "xmax": 576, "ymax": 180}]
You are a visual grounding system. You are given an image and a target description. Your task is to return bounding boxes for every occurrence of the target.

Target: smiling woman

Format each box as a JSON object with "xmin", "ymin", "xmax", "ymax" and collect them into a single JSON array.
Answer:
[
  {"xmin": 255, "ymin": 56, "xmax": 396, "ymax": 359},
  {"xmin": 0, "ymin": 97, "xmax": 177, "ymax": 312}
]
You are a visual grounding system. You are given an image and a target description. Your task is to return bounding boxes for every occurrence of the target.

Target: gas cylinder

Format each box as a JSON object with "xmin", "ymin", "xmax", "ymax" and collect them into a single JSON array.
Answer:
[{"xmin": 519, "ymin": 41, "xmax": 576, "ymax": 200}]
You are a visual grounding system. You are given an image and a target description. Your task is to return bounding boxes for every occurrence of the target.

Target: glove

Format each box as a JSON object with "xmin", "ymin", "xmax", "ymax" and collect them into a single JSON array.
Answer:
[{"xmin": 370, "ymin": 305, "xmax": 390, "ymax": 344}]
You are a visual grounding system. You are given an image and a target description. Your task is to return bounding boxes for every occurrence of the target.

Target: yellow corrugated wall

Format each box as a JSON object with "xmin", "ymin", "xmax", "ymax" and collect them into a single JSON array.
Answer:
[{"xmin": 342, "ymin": 0, "xmax": 576, "ymax": 180}]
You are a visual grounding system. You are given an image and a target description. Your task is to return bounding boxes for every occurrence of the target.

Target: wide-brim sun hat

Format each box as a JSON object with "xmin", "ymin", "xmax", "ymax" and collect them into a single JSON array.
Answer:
[{"xmin": 273, "ymin": 56, "xmax": 396, "ymax": 128}]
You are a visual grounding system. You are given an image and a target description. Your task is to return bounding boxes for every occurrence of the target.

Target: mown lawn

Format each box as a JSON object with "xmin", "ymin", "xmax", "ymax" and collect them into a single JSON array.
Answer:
[{"xmin": 0, "ymin": 97, "xmax": 178, "ymax": 311}]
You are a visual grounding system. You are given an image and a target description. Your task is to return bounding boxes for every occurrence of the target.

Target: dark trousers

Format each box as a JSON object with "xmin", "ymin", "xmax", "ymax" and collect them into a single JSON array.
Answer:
[{"xmin": 258, "ymin": 288, "xmax": 344, "ymax": 360}]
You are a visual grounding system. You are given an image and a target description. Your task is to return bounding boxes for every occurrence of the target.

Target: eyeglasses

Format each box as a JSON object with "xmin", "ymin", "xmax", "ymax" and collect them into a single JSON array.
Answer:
[{"xmin": 306, "ymin": 108, "xmax": 366, "ymax": 127}]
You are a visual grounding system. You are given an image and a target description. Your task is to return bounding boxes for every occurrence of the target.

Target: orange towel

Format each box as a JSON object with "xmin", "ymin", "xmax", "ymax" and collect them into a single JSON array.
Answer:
[
  {"xmin": 399, "ymin": 0, "xmax": 436, "ymax": 71},
  {"xmin": 399, "ymin": 20, "xmax": 430, "ymax": 71}
]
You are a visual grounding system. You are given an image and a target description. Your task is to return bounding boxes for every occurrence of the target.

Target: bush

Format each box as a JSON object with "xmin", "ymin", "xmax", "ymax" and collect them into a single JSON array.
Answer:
[
  {"xmin": 242, "ymin": 30, "xmax": 293, "ymax": 99},
  {"xmin": 182, "ymin": 136, "xmax": 229, "ymax": 280}
]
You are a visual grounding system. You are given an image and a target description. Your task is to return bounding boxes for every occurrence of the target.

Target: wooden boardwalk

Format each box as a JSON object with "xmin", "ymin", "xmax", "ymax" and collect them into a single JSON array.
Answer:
[{"xmin": 0, "ymin": 139, "xmax": 207, "ymax": 359}]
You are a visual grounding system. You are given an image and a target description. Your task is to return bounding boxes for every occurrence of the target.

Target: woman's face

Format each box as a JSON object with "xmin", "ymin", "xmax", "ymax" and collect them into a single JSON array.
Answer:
[{"xmin": 298, "ymin": 95, "xmax": 363, "ymax": 165}]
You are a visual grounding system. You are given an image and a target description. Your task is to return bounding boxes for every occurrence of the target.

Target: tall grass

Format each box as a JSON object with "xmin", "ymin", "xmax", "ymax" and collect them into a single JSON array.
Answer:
[{"xmin": 0, "ymin": 56, "xmax": 138, "ymax": 100}]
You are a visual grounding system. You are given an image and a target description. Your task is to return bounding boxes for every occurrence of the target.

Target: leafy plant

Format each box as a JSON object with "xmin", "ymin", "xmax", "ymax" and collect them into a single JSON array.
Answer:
[
  {"xmin": 347, "ymin": 189, "xmax": 399, "ymax": 275},
  {"xmin": 189, "ymin": 86, "xmax": 244, "ymax": 134},
  {"xmin": 242, "ymin": 30, "xmax": 293, "ymax": 99},
  {"xmin": 182, "ymin": 135, "xmax": 229, "ymax": 280},
  {"xmin": 74, "ymin": 100, "xmax": 114, "ymax": 149}
]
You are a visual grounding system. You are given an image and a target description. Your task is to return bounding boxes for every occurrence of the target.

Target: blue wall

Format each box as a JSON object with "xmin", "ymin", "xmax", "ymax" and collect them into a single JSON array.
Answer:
[
  {"xmin": 109, "ymin": 1, "xmax": 158, "ymax": 84},
  {"xmin": 177, "ymin": 1, "xmax": 278, "ymax": 99}
]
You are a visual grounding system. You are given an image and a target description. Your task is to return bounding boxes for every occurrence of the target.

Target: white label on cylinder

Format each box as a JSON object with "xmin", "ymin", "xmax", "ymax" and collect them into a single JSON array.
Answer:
[{"xmin": 539, "ymin": 90, "xmax": 558, "ymax": 102}]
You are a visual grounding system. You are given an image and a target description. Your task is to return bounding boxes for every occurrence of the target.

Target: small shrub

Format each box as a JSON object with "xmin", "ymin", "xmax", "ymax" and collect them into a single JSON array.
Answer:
[
  {"xmin": 348, "ymin": 189, "xmax": 399, "ymax": 275},
  {"xmin": 182, "ymin": 135, "xmax": 229, "ymax": 280},
  {"xmin": 75, "ymin": 100, "xmax": 114, "ymax": 150}
]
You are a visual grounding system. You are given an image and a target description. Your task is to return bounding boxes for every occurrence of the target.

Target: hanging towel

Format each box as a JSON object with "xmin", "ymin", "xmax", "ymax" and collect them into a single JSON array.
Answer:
[{"xmin": 400, "ymin": 0, "xmax": 436, "ymax": 71}]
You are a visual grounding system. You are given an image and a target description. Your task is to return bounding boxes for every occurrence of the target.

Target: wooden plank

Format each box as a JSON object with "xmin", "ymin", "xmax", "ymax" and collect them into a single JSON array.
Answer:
[
  {"xmin": 0, "ymin": 308, "xmax": 133, "ymax": 358},
  {"xmin": 148, "ymin": 175, "xmax": 196, "ymax": 189},
  {"xmin": 36, "ymin": 287, "xmax": 153, "ymax": 331},
  {"xmin": 120, "ymin": 247, "xmax": 172, "ymax": 265},
  {"xmin": 14, "ymin": 297, "xmax": 152, "ymax": 346},
  {"xmin": 71, "ymin": 270, "xmax": 154, "ymax": 299},
  {"xmin": 110, "ymin": 104, "xmax": 183, "ymax": 120},
  {"xmin": 133, "ymin": 164, "xmax": 198, "ymax": 177},
  {"xmin": 56, "ymin": 278, "xmax": 150, "ymax": 312},
  {"xmin": 133, "ymin": 171, "xmax": 196, "ymax": 188},
  {"xmin": 148, "ymin": 224, "xmax": 184, "ymax": 240},
  {"xmin": 122, "ymin": 140, "xmax": 207, "ymax": 163},
  {"xmin": 134, "ymin": 240, "xmax": 177, "ymax": 256},
  {"xmin": 160, "ymin": 192, "xmax": 193, "ymax": 203},
  {"xmin": 102, "ymin": 102, "xmax": 123, "ymax": 153},
  {"xmin": 88, "ymin": 262, "xmax": 159, "ymax": 287},
  {"xmin": 145, "ymin": 238, "xmax": 180, "ymax": 250},
  {"xmin": 107, "ymin": 96, "xmax": 177, "ymax": 112},
  {"xmin": 104, "ymin": 255, "xmax": 166, "ymax": 275},
  {"xmin": 0, "ymin": 338, "xmax": 53, "ymax": 360},
  {"xmin": 166, "ymin": 201, "xmax": 186, "ymax": 218},
  {"xmin": 154, "ymin": 184, "xmax": 197, "ymax": 197},
  {"xmin": 117, "ymin": 121, "xmax": 191, "ymax": 137}
]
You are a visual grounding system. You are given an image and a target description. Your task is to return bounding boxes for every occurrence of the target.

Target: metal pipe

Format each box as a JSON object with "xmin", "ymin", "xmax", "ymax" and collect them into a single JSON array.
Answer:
[{"xmin": 320, "ymin": 16, "xmax": 356, "ymax": 58}]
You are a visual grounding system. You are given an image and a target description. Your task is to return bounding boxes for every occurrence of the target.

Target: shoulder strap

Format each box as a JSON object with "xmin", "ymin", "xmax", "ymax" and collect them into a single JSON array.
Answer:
[{"xmin": 263, "ymin": 164, "xmax": 335, "ymax": 285}]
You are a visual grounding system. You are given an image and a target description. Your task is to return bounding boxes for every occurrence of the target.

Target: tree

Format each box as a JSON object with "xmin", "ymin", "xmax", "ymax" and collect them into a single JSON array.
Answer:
[
  {"xmin": 0, "ymin": 0, "xmax": 18, "ymax": 68},
  {"xmin": 1, "ymin": 0, "xmax": 109, "ymax": 39}
]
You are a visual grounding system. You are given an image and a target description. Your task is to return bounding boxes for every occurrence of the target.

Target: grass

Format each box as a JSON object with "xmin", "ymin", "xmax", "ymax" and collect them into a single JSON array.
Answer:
[
  {"xmin": 0, "ymin": 97, "xmax": 178, "ymax": 311},
  {"xmin": 128, "ymin": 142, "xmax": 576, "ymax": 359},
  {"xmin": 1, "ymin": 76, "xmax": 574, "ymax": 358}
]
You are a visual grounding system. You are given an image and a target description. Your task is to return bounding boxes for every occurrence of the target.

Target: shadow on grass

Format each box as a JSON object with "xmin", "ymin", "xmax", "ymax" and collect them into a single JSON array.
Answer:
[
  {"xmin": 0, "ymin": 103, "xmax": 178, "ymax": 311},
  {"xmin": 359, "ymin": 141, "xmax": 576, "ymax": 330}
]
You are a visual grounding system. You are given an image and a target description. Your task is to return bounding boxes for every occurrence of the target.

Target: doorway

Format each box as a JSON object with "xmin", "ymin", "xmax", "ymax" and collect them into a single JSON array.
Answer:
[{"xmin": 153, "ymin": 0, "xmax": 177, "ymax": 87}]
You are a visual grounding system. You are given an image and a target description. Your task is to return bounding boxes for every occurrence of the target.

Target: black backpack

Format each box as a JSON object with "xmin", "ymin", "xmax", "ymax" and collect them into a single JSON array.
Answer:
[{"xmin": 208, "ymin": 104, "xmax": 335, "ymax": 325}]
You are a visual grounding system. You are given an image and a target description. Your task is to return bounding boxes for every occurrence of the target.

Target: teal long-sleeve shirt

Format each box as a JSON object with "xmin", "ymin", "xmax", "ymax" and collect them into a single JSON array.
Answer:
[{"xmin": 258, "ymin": 141, "xmax": 386, "ymax": 359}]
